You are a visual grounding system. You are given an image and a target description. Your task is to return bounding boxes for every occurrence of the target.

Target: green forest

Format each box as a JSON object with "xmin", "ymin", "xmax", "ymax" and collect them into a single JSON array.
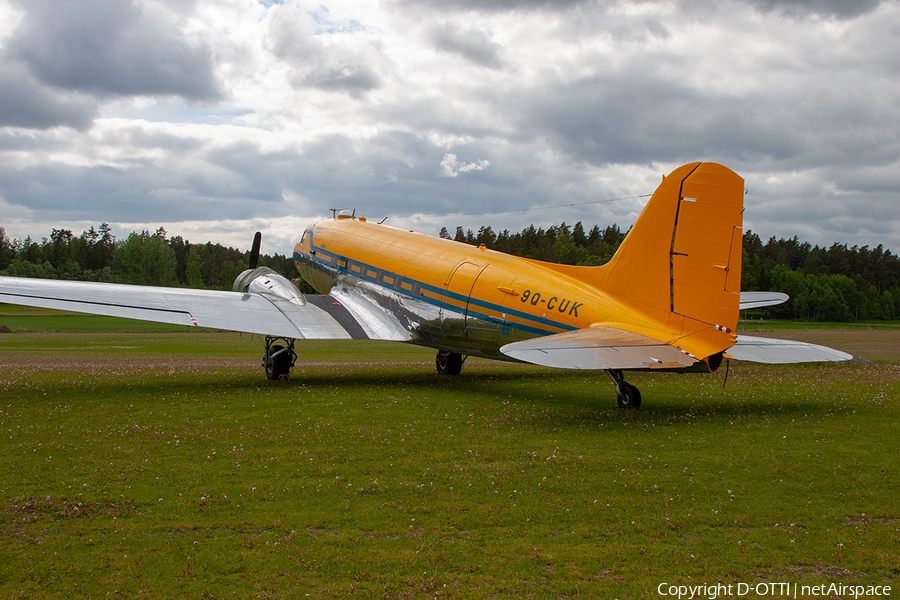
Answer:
[
  {"xmin": 0, "ymin": 225, "xmax": 295, "ymax": 292},
  {"xmin": 2, "ymin": 221, "xmax": 898, "ymax": 321}
]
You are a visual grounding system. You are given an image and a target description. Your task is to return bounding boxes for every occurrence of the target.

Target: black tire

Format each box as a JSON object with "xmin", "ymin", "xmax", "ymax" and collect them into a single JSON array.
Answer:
[
  {"xmin": 265, "ymin": 344, "xmax": 291, "ymax": 380},
  {"xmin": 616, "ymin": 382, "xmax": 641, "ymax": 409},
  {"xmin": 435, "ymin": 350, "xmax": 463, "ymax": 376}
]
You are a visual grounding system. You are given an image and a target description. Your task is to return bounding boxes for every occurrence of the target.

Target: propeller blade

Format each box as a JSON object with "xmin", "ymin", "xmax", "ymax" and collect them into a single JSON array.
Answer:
[{"xmin": 249, "ymin": 231, "xmax": 262, "ymax": 270}]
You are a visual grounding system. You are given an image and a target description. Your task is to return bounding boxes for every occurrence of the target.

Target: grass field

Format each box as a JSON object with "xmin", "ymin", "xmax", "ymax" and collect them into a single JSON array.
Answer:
[{"xmin": 1, "ymin": 306, "xmax": 898, "ymax": 598}]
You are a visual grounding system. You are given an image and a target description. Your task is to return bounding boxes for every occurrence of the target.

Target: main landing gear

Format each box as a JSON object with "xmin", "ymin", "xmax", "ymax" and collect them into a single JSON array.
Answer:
[
  {"xmin": 264, "ymin": 336, "xmax": 297, "ymax": 380},
  {"xmin": 435, "ymin": 350, "xmax": 464, "ymax": 376},
  {"xmin": 606, "ymin": 369, "xmax": 641, "ymax": 409}
]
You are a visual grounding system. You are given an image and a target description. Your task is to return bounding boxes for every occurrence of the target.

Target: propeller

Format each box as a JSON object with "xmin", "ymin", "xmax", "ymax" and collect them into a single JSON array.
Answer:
[{"xmin": 249, "ymin": 231, "xmax": 262, "ymax": 270}]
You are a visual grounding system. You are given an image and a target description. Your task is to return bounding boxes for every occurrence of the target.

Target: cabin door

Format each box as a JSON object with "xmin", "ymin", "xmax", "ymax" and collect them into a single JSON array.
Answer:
[{"xmin": 440, "ymin": 261, "xmax": 485, "ymax": 339}]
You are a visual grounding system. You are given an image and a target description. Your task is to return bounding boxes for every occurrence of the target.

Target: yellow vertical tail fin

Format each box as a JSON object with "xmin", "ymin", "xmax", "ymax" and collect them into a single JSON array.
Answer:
[{"xmin": 596, "ymin": 162, "xmax": 744, "ymax": 357}]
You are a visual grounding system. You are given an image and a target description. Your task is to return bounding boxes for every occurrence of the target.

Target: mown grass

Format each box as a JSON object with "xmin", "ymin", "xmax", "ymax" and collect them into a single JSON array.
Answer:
[{"xmin": 0, "ymin": 308, "xmax": 898, "ymax": 598}]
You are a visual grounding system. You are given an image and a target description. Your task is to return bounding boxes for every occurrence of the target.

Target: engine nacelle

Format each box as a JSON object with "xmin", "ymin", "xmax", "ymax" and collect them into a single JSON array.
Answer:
[{"xmin": 233, "ymin": 267, "xmax": 305, "ymax": 306}]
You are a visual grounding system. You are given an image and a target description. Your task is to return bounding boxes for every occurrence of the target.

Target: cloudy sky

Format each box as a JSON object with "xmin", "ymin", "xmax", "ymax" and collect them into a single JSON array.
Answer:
[{"xmin": 1, "ymin": 0, "xmax": 898, "ymax": 254}]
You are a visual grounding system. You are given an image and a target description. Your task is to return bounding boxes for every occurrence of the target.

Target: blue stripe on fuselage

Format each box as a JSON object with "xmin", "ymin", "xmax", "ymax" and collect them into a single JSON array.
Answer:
[{"xmin": 295, "ymin": 246, "xmax": 577, "ymax": 337}]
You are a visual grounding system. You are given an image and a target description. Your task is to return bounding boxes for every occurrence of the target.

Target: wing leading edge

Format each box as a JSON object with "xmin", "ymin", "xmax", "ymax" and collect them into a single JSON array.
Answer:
[{"xmin": 0, "ymin": 276, "xmax": 370, "ymax": 340}]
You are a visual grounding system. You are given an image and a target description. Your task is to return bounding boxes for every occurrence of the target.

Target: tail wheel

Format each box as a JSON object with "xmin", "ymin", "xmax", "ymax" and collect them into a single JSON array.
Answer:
[
  {"xmin": 436, "ymin": 350, "xmax": 463, "ymax": 376},
  {"xmin": 616, "ymin": 382, "xmax": 641, "ymax": 409},
  {"xmin": 265, "ymin": 344, "xmax": 292, "ymax": 380}
]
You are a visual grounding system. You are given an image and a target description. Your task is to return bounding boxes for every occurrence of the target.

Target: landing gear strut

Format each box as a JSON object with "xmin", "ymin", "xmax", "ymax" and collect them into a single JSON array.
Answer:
[
  {"xmin": 263, "ymin": 336, "xmax": 297, "ymax": 380},
  {"xmin": 435, "ymin": 350, "xmax": 464, "ymax": 376},
  {"xmin": 606, "ymin": 369, "xmax": 641, "ymax": 409}
]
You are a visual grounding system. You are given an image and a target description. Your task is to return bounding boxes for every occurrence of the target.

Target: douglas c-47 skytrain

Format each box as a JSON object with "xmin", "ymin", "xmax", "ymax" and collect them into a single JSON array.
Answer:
[{"xmin": 0, "ymin": 162, "xmax": 852, "ymax": 408}]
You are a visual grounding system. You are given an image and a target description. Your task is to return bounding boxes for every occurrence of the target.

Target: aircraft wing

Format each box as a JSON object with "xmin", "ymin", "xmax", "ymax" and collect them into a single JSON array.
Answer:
[
  {"xmin": 499, "ymin": 327, "xmax": 697, "ymax": 370},
  {"xmin": 0, "ymin": 276, "xmax": 373, "ymax": 340},
  {"xmin": 739, "ymin": 291, "xmax": 789, "ymax": 310},
  {"xmin": 327, "ymin": 285, "xmax": 413, "ymax": 342},
  {"xmin": 726, "ymin": 335, "xmax": 853, "ymax": 363}
]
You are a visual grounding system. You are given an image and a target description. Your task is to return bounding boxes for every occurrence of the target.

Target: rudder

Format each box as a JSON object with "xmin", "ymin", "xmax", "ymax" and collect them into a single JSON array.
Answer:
[{"xmin": 669, "ymin": 163, "xmax": 744, "ymax": 330}]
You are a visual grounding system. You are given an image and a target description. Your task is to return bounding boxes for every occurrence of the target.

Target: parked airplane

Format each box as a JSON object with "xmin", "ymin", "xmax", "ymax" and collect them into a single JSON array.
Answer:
[{"xmin": 0, "ymin": 162, "xmax": 851, "ymax": 408}]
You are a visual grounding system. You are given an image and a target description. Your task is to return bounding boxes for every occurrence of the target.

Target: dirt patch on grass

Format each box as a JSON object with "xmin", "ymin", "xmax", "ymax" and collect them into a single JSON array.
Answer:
[
  {"xmin": 8, "ymin": 496, "xmax": 140, "ymax": 523},
  {"xmin": 0, "ymin": 353, "xmax": 436, "ymax": 386},
  {"xmin": 843, "ymin": 516, "xmax": 900, "ymax": 525},
  {"xmin": 0, "ymin": 353, "xmax": 259, "ymax": 374}
]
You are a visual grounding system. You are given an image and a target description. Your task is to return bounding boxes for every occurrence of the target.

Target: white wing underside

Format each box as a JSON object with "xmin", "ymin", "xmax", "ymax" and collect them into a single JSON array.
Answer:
[{"xmin": 0, "ymin": 276, "xmax": 377, "ymax": 340}]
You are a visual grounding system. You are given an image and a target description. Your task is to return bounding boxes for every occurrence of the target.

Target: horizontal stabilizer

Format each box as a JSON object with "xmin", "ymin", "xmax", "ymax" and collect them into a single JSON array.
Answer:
[
  {"xmin": 499, "ymin": 327, "xmax": 697, "ymax": 370},
  {"xmin": 727, "ymin": 335, "xmax": 852, "ymax": 364},
  {"xmin": 739, "ymin": 291, "xmax": 789, "ymax": 310}
]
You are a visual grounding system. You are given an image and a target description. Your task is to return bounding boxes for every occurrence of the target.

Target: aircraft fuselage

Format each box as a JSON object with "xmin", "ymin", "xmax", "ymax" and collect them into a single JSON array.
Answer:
[{"xmin": 293, "ymin": 216, "xmax": 643, "ymax": 360}]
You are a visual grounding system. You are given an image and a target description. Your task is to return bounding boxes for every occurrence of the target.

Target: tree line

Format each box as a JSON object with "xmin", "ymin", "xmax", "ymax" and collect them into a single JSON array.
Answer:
[
  {"xmin": 0, "ymin": 225, "xmax": 296, "ymax": 291},
  {"xmin": 2, "ymin": 222, "xmax": 898, "ymax": 321},
  {"xmin": 439, "ymin": 222, "xmax": 627, "ymax": 267},
  {"xmin": 442, "ymin": 223, "xmax": 899, "ymax": 321}
]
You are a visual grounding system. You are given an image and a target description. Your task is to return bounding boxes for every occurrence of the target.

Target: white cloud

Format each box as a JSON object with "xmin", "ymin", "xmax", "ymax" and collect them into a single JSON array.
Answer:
[
  {"xmin": 0, "ymin": 0, "xmax": 898, "ymax": 253},
  {"xmin": 7, "ymin": 0, "xmax": 223, "ymax": 100},
  {"xmin": 440, "ymin": 153, "xmax": 491, "ymax": 177}
]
